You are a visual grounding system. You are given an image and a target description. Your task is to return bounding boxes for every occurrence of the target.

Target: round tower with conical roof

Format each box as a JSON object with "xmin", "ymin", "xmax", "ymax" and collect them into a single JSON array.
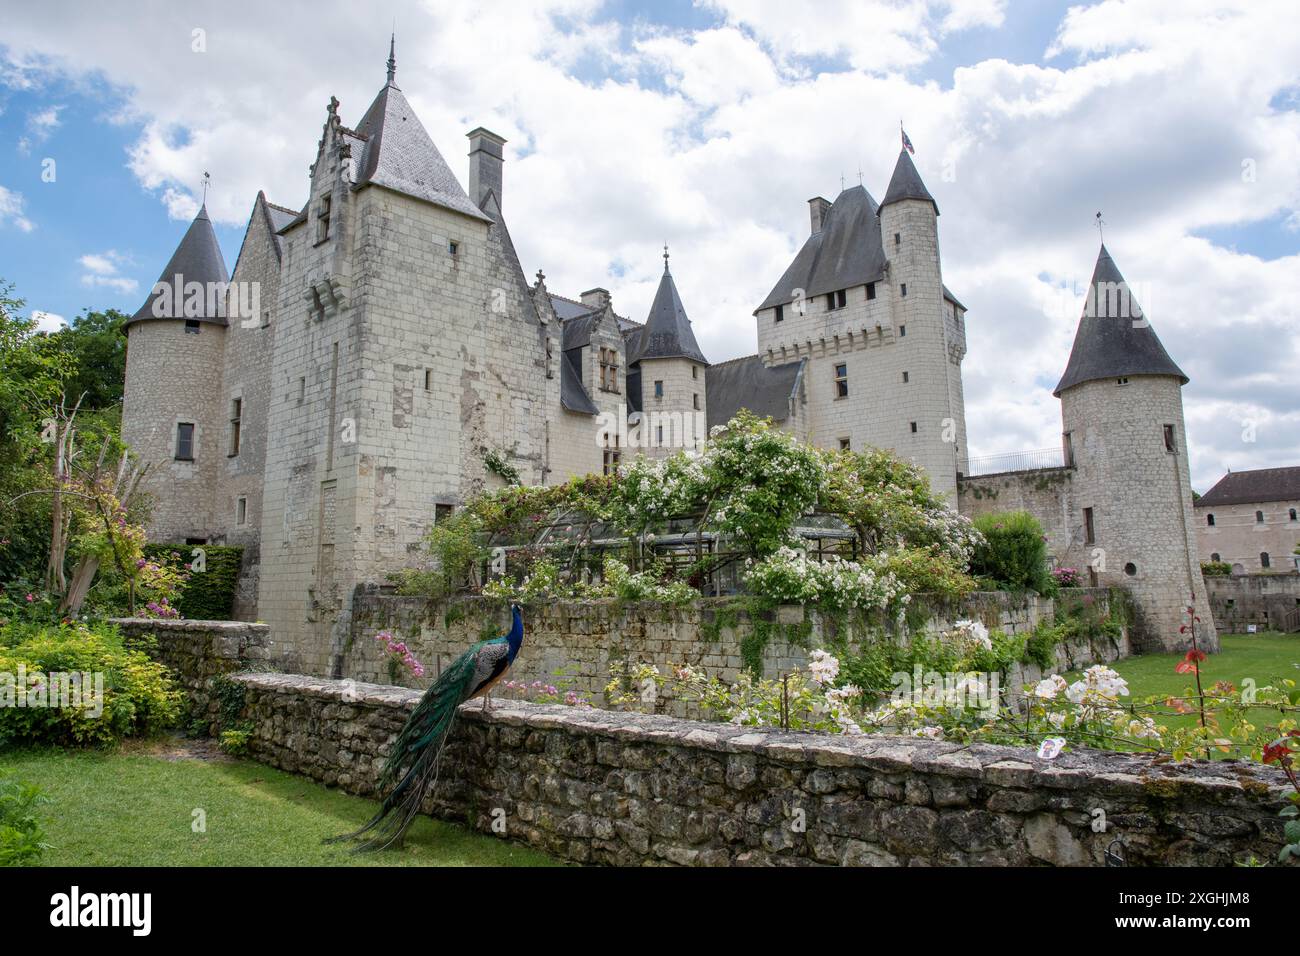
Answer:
[
  {"xmin": 121, "ymin": 205, "xmax": 229, "ymax": 543},
  {"xmin": 1055, "ymin": 244, "xmax": 1216, "ymax": 653},
  {"xmin": 876, "ymin": 149, "xmax": 967, "ymax": 500},
  {"xmin": 628, "ymin": 249, "xmax": 708, "ymax": 457}
]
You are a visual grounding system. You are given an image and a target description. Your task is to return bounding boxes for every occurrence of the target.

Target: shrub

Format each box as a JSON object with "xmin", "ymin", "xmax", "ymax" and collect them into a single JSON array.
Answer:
[
  {"xmin": 0, "ymin": 620, "xmax": 182, "ymax": 746},
  {"xmin": 143, "ymin": 544, "xmax": 243, "ymax": 619},
  {"xmin": 1200, "ymin": 561, "xmax": 1232, "ymax": 577},
  {"xmin": 0, "ymin": 778, "xmax": 50, "ymax": 866},
  {"xmin": 969, "ymin": 511, "xmax": 1054, "ymax": 594},
  {"xmin": 1051, "ymin": 566, "xmax": 1081, "ymax": 588}
]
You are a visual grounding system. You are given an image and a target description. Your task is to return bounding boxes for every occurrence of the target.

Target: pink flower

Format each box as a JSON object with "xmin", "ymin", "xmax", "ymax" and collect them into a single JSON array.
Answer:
[{"xmin": 25, "ymin": 593, "xmax": 34, "ymax": 603}]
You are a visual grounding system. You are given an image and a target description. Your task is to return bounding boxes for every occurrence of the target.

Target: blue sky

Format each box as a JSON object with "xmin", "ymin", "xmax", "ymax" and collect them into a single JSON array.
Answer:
[{"xmin": 1, "ymin": 0, "xmax": 1297, "ymax": 491}]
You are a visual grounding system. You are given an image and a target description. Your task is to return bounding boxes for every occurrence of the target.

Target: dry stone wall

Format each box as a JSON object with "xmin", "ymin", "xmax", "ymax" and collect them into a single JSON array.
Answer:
[
  {"xmin": 230, "ymin": 672, "xmax": 1294, "ymax": 867},
  {"xmin": 342, "ymin": 591, "xmax": 1129, "ymax": 712}
]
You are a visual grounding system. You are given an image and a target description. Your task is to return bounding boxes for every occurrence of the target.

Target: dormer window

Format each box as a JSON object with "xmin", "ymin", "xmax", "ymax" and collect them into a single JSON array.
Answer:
[
  {"xmin": 1117, "ymin": 377, "xmax": 1130, "ymax": 386},
  {"xmin": 316, "ymin": 195, "xmax": 331, "ymax": 243}
]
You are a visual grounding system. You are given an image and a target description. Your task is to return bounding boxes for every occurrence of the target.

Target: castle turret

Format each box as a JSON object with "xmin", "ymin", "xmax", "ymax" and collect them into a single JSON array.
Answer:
[
  {"xmin": 629, "ymin": 249, "xmax": 708, "ymax": 455},
  {"xmin": 877, "ymin": 149, "xmax": 966, "ymax": 499},
  {"xmin": 1056, "ymin": 244, "xmax": 1215, "ymax": 653},
  {"xmin": 121, "ymin": 204, "xmax": 229, "ymax": 543}
]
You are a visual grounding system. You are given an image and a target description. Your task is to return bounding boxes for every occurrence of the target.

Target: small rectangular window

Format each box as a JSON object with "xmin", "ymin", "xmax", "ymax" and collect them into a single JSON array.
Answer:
[
  {"xmin": 909, "ymin": 421, "xmax": 917, "ymax": 433},
  {"xmin": 894, "ymin": 232, "xmax": 901, "ymax": 246},
  {"xmin": 1063, "ymin": 431, "xmax": 1074, "ymax": 467},
  {"xmin": 866, "ymin": 282, "xmax": 876, "ymax": 300},
  {"xmin": 900, "ymin": 283, "xmax": 908, "ymax": 297},
  {"xmin": 297, "ymin": 377, "xmax": 306, "ymax": 404},
  {"xmin": 1206, "ymin": 514, "xmax": 1215, "ymax": 527},
  {"xmin": 1084, "ymin": 507, "xmax": 1095, "ymax": 545},
  {"xmin": 184, "ymin": 320, "xmax": 201, "ymax": 334},
  {"xmin": 1261, "ymin": 552, "xmax": 1271, "ymax": 569},
  {"xmin": 435, "ymin": 503, "xmax": 454, "ymax": 524},
  {"xmin": 654, "ymin": 380, "xmax": 664, "ymax": 399},
  {"xmin": 774, "ymin": 304, "xmax": 784, "ymax": 323},
  {"xmin": 839, "ymin": 438, "xmax": 851, "ymax": 450},
  {"xmin": 826, "ymin": 289, "xmax": 846, "ymax": 311},
  {"xmin": 693, "ymin": 393, "xmax": 700, "ymax": 410},
  {"xmin": 176, "ymin": 423, "xmax": 195, "ymax": 461},
  {"xmin": 316, "ymin": 195, "xmax": 331, "ymax": 243},
  {"xmin": 1117, "ymin": 377, "xmax": 1130, "ymax": 386},
  {"xmin": 692, "ymin": 365, "xmax": 698, "ymax": 379},
  {"xmin": 834, "ymin": 363, "xmax": 848, "ymax": 399},
  {"xmin": 898, "ymin": 324, "xmax": 906, "ymax": 337},
  {"xmin": 902, "ymin": 371, "xmax": 909, "ymax": 383},
  {"xmin": 1256, "ymin": 510, "xmax": 1265, "ymax": 524},
  {"xmin": 236, "ymin": 497, "xmax": 247, "ymax": 526},
  {"xmin": 228, "ymin": 398, "xmax": 242, "ymax": 456},
  {"xmin": 424, "ymin": 369, "xmax": 433, "ymax": 391},
  {"xmin": 603, "ymin": 450, "xmax": 621, "ymax": 475},
  {"xmin": 1163, "ymin": 424, "xmax": 1176, "ymax": 453},
  {"xmin": 448, "ymin": 240, "xmax": 459, "ymax": 256}
]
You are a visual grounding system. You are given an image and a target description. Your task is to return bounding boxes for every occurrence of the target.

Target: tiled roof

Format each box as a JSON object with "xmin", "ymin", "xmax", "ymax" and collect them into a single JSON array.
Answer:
[
  {"xmin": 1054, "ymin": 244, "xmax": 1187, "ymax": 395},
  {"xmin": 705, "ymin": 354, "xmax": 805, "ymax": 430},
  {"xmin": 1196, "ymin": 467, "xmax": 1300, "ymax": 507},
  {"xmin": 630, "ymin": 261, "xmax": 707, "ymax": 365},
  {"xmin": 756, "ymin": 185, "xmax": 887, "ymax": 312},
  {"xmin": 126, "ymin": 205, "xmax": 230, "ymax": 328}
]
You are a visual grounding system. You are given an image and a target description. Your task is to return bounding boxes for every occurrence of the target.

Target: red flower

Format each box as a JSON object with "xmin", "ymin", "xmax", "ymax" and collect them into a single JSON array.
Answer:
[{"xmin": 1262, "ymin": 742, "xmax": 1291, "ymax": 765}]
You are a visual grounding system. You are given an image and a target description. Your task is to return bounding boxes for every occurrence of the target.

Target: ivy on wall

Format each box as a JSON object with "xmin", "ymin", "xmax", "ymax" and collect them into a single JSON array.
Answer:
[{"xmin": 144, "ymin": 544, "xmax": 244, "ymax": 621}]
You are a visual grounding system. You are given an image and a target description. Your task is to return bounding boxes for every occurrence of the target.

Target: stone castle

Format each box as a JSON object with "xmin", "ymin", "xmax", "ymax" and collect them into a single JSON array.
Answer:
[{"xmin": 120, "ymin": 43, "xmax": 1212, "ymax": 673}]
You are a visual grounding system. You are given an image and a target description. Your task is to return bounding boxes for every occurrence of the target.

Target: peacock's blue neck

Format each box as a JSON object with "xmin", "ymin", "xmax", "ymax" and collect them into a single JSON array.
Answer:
[{"xmin": 506, "ymin": 606, "xmax": 524, "ymax": 661}]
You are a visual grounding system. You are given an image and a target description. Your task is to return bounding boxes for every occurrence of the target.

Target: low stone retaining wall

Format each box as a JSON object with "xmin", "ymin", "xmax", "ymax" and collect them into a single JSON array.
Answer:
[
  {"xmin": 230, "ymin": 671, "xmax": 1291, "ymax": 867},
  {"xmin": 110, "ymin": 617, "xmax": 275, "ymax": 730},
  {"xmin": 343, "ymin": 590, "xmax": 1129, "ymax": 711},
  {"xmin": 1205, "ymin": 574, "xmax": 1300, "ymax": 634}
]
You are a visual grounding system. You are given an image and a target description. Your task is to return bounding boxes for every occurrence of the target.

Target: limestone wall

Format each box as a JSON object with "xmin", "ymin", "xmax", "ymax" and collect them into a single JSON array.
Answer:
[
  {"xmin": 1205, "ymin": 574, "xmax": 1300, "ymax": 634},
  {"xmin": 110, "ymin": 617, "xmax": 275, "ymax": 731},
  {"xmin": 957, "ymin": 467, "xmax": 1077, "ymax": 564},
  {"xmin": 341, "ymin": 590, "xmax": 1129, "ymax": 710},
  {"xmin": 229, "ymin": 672, "xmax": 1293, "ymax": 866}
]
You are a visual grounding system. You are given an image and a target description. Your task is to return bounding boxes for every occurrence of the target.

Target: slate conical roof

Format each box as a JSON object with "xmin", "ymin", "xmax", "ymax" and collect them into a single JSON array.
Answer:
[
  {"xmin": 879, "ymin": 149, "xmax": 938, "ymax": 215},
  {"xmin": 632, "ymin": 254, "xmax": 708, "ymax": 365},
  {"xmin": 352, "ymin": 43, "xmax": 489, "ymax": 222},
  {"xmin": 1053, "ymin": 244, "xmax": 1187, "ymax": 396},
  {"xmin": 127, "ymin": 204, "xmax": 230, "ymax": 327}
]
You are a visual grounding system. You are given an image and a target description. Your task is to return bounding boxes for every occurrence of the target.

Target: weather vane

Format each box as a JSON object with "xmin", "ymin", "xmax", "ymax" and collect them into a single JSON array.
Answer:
[
  {"xmin": 1095, "ymin": 210, "xmax": 1105, "ymax": 242},
  {"xmin": 202, "ymin": 171, "xmax": 211, "ymax": 206}
]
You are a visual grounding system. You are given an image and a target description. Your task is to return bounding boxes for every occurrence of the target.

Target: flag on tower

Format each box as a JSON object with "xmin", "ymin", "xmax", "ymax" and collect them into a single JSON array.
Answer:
[{"xmin": 900, "ymin": 124, "xmax": 915, "ymax": 155}]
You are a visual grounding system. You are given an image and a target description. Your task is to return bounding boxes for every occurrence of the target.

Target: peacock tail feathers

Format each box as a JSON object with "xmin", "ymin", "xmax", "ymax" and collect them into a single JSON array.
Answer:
[{"xmin": 327, "ymin": 617, "xmax": 520, "ymax": 852}]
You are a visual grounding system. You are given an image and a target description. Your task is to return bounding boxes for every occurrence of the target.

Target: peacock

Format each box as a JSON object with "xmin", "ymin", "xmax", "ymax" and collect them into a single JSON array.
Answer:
[{"xmin": 329, "ymin": 603, "xmax": 525, "ymax": 851}]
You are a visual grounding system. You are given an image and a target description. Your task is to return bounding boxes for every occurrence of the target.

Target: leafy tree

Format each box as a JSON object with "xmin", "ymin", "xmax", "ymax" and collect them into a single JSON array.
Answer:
[{"xmin": 39, "ymin": 308, "xmax": 129, "ymax": 411}]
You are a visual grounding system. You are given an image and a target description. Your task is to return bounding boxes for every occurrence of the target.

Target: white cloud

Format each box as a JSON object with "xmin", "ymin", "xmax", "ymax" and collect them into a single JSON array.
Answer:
[
  {"xmin": 16, "ymin": 103, "xmax": 61, "ymax": 154},
  {"xmin": 0, "ymin": 184, "xmax": 35, "ymax": 231},
  {"xmin": 31, "ymin": 309, "xmax": 65, "ymax": 332},
  {"xmin": 78, "ymin": 250, "xmax": 138, "ymax": 296},
  {"xmin": 0, "ymin": 0, "xmax": 1297, "ymax": 490}
]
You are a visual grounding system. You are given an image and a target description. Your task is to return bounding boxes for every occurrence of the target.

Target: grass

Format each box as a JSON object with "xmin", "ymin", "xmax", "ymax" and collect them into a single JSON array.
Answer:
[
  {"xmin": 0, "ymin": 740, "xmax": 560, "ymax": 867},
  {"xmin": 1067, "ymin": 631, "xmax": 1300, "ymax": 745}
]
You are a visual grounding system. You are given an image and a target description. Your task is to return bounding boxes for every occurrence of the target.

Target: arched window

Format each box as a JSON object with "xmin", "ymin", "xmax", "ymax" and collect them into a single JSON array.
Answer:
[
  {"xmin": 1123, "ymin": 562, "xmax": 1137, "ymax": 576},
  {"xmin": 1260, "ymin": 552, "xmax": 1271, "ymax": 569}
]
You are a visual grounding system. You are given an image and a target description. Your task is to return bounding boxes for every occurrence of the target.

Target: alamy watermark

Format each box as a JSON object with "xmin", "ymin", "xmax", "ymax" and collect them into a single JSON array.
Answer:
[{"xmin": 1, "ymin": 665, "xmax": 104, "ymax": 718}]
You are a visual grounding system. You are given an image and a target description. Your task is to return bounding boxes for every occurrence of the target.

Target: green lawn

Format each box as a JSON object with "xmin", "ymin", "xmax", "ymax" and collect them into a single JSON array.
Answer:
[
  {"xmin": 1068, "ymin": 631, "xmax": 1300, "ymax": 742},
  {"xmin": 1, "ymin": 741, "xmax": 560, "ymax": 867}
]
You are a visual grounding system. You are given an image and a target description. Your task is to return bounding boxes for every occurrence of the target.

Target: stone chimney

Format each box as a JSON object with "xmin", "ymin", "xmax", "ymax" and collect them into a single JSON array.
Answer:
[
  {"xmin": 580, "ymin": 288, "xmax": 610, "ymax": 310},
  {"xmin": 808, "ymin": 196, "xmax": 832, "ymax": 234},
  {"xmin": 466, "ymin": 127, "xmax": 506, "ymax": 211}
]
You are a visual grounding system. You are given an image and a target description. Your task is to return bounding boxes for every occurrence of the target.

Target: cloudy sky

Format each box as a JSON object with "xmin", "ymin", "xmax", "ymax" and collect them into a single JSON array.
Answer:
[{"xmin": 0, "ymin": 0, "xmax": 1296, "ymax": 491}]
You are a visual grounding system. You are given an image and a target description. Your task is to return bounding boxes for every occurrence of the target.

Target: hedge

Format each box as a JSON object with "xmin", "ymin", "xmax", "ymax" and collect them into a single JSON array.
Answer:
[{"xmin": 143, "ymin": 544, "xmax": 244, "ymax": 620}]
